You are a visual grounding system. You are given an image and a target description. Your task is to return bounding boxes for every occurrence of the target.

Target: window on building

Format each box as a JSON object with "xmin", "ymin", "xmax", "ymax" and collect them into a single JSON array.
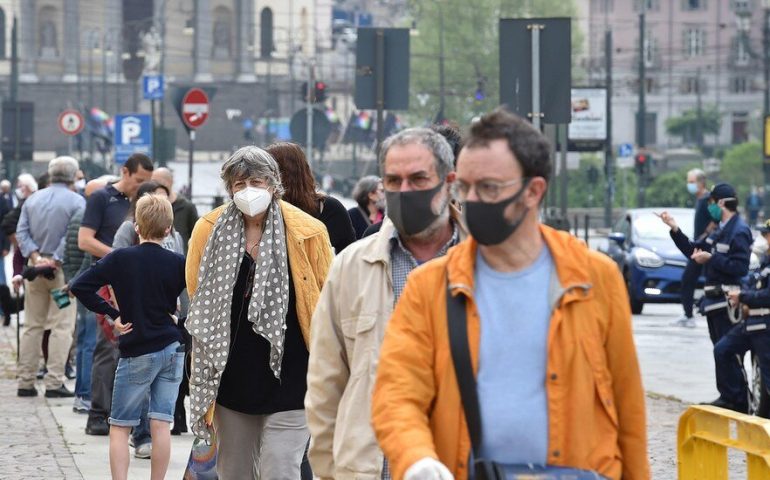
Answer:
[
  {"xmin": 38, "ymin": 6, "xmax": 58, "ymax": 59},
  {"xmin": 260, "ymin": 8, "xmax": 274, "ymax": 58},
  {"xmin": 682, "ymin": 76, "xmax": 706, "ymax": 94},
  {"xmin": 733, "ymin": 35, "xmax": 751, "ymax": 66},
  {"xmin": 730, "ymin": 76, "xmax": 750, "ymax": 93},
  {"xmin": 731, "ymin": 0, "xmax": 753, "ymax": 13},
  {"xmin": 683, "ymin": 0, "xmax": 705, "ymax": 11},
  {"xmin": 735, "ymin": 15, "xmax": 751, "ymax": 31},
  {"xmin": 592, "ymin": 0, "xmax": 614, "ymax": 12},
  {"xmin": 684, "ymin": 27, "xmax": 705, "ymax": 57},
  {"xmin": 732, "ymin": 112, "xmax": 749, "ymax": 144},
  {"xmin": 212, "ymin": 6, "xmax": 232, "ymax": 59},
  {"xmin": 634, "ymin": 0, "xmax": 659, "ymax": 12}
]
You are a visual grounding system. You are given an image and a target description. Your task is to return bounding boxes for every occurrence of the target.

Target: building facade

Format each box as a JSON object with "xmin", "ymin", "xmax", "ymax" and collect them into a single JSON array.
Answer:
[{"xmin": 584, "ymin": 0, "xmax": 765, "ymax": 150}]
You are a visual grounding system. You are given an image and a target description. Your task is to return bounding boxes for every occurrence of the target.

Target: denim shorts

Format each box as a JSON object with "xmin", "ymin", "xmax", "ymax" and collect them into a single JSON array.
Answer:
[{"xmin": 109, "ymin": 341, "xmax": 184, "ymax": 427}]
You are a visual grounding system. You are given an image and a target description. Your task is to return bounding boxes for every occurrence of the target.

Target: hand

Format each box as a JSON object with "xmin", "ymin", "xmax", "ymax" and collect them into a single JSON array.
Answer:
[
  {"xmin": 34, "ymin": 256, "xmax": 56, "ymax": 269},
  {"xmin": 691, "ymin": 249, "xmax": 712, "ymax": 265},
  {"xmin": 114, "ymin": 317, "xmax": 133, "ymax": 336},
  {"xmin": 404, "ymin": 458, "xmax": 454, "ymax": 480},
  {"xmin": 727, "ymin": 289, "xmax": 741, "ymax": 307},
  {"xmin": 2, "ymin": 249, "xmax": 9, "ymax": 257},
  {"xmin": 654, "ymin": 211, "xmax": 678, "ymax": 231},
  {"xmin": 11, "ymin": 274, "xmax": 22, "ymax": 292}
]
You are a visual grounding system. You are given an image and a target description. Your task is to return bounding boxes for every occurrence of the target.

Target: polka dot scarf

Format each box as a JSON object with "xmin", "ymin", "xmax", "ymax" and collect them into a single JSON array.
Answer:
[{"xmin": 187, "ymin": 201, "xmax": 290, "ymax": 439}]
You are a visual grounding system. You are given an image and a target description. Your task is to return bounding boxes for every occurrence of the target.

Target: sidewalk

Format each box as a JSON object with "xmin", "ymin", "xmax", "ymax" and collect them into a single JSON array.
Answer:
[{"xmin": 0, "ymin": 314, "xmax": 192, "ymax": 479}]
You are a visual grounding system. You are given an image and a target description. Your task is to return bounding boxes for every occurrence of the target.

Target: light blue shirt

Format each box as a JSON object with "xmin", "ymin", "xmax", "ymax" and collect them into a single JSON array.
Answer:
[
  {"xmin": 17, "ymin": 183, "xmax": 85, "ymax": 261},
  {"xmin": 474, "ymin": 246, "xmax": 553, "ymax": 466}
]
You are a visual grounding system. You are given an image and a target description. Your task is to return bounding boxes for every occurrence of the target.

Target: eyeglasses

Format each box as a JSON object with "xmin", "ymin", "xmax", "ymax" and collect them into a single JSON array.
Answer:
[{"xmin": 456, "ymin": 178, "xmax": 528, "ymax": 203}]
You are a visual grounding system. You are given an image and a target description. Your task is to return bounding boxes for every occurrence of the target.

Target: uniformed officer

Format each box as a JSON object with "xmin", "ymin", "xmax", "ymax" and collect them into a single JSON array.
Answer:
[
  {"xmin": 717, "ymin": 220, "xmax": 770, "ymax": 416},
  {"xmin": 659, "ymin": 183, "xmax": 752, "ymax": 411}
]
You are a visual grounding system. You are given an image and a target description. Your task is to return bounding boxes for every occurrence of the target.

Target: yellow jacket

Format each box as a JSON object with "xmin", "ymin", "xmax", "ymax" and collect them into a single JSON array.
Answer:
[
  {"xmin": 371, "ymin": 226, "xmax": 649, "ymax": 480},
  {"xmin": 186, "ymin": 200, "xmax": 333, "ymax": 345}
]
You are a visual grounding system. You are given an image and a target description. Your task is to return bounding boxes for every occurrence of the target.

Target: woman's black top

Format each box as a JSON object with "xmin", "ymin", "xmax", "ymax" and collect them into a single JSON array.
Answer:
[
  {"xmin": 348, "ymin": 206, "xmax": 370, "ymax": 240},
  {"xmin": 216, "ymin": 253, "xmax": 308, "ymax": 415},
  {"xmin": 318, "ymin": 196, "xmax": 356, "ymax": 253}
]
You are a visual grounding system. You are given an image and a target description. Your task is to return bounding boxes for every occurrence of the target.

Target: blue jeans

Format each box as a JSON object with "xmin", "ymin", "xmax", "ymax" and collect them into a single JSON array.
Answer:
[
  {"xmin": 109, "ymin": 341, "xmax": 184, "ymax": 427},
  {"xmin": 74, "ymin": 302, "xmax": 97, "ymax": 399}
]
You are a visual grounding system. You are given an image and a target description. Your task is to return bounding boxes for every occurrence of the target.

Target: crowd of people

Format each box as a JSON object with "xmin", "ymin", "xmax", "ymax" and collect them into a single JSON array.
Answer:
[{"xmin": 9, "ymin": 109, "xmax": 652, "ymax": 480}]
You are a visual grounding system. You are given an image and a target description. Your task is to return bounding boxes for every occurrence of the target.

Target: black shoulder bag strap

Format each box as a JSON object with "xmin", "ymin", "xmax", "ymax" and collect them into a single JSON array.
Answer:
[{"xmin": 446, "ymin": 280, "xmax": 504, "ymax": 480}]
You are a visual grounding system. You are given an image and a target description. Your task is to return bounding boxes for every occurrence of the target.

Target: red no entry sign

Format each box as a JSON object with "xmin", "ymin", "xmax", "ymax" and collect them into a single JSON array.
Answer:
[
  {"xmin": 58, "ymin": 109, "xmax": 84, "ymax": 136},
  {"xmin": 181, "ymin": 88, "xmax": 210, "ymax": 129}
]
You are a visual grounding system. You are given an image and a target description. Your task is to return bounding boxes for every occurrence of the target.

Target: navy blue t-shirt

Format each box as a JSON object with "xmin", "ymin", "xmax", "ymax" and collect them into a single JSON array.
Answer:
[
  {"xmin": 71, "ymin": 243, "xmax": 186, "ymax": 358},
  {"xmin": 81, "ymin": 184, "xmax": 129, "ymax": 250}
]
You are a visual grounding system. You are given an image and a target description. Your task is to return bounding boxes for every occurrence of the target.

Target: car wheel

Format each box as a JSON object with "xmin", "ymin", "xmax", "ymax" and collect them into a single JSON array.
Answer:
[
  {"xmin": 750, "ymin": 352, "xmax": 770, "ymax": 418},
  {"xmin": 625, "ymin": 270, "xmax": 644, "ymax": 315}
]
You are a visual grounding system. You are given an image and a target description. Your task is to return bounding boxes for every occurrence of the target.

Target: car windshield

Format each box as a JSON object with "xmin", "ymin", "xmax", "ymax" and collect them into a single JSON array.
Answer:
[{"xmin": 633, "ymin": 211, "xmax": 694, "ymax": 241}]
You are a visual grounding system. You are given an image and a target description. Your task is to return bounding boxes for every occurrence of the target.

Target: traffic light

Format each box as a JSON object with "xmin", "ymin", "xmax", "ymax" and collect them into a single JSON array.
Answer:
[
  {"xmin": 314, "ymin": 81, "xmax": 327, "ymax": 103},
  {"xmin": 634, "ymin": 153, "xmax": 646, "ymax": 175},
  {"xmin": 298, "ymin": 81, "xmax": 328, "ymax": 103}
]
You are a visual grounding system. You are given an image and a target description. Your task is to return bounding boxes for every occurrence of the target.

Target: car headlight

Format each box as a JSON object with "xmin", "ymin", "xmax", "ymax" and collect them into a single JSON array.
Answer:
[{"xmin": 634, "ymin": 247, "xmax": 664, "ymax": 268}]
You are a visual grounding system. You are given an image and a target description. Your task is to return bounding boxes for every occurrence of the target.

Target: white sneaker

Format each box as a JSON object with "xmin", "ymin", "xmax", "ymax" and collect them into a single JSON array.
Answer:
[
  {"xmin": 134, "ymin": 443, "xmax": 152, "ymax": 459},
  {"xmin": 671, "ymin": 316, "xmax": 696, "ymax": 328},
  {"xmin": 72, "ymin": 396, "xmax": 91, "ymax": 414}
]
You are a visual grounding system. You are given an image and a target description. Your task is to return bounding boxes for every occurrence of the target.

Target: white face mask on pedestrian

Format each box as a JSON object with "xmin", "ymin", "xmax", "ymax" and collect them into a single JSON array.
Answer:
[{"xmin": 233, "ymin": 186, "xmax": 272, "ymax": 217}]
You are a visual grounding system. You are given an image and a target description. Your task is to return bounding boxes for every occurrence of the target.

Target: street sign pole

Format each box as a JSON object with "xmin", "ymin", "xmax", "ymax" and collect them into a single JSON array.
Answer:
[
  {"xmin": 375, "ymin": 28, "xmax": 385, "ymax": 154},
  {"xmin": 189, "ymin": 130, "xmax": 195, "ymax": 199},
  {"xmin": 306, "ymin": 64, "xmax": 314, "ymax": 166},
  {"xmin": 529, "ymin": 23, "xmax": 542, "ymax": 131}
]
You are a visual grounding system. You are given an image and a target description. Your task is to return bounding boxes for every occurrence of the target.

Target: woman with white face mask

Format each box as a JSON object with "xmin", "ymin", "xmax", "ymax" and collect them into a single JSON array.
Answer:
[{"xmin": 184, "ymin": 146, "xmax": 333, "ymax": 479}]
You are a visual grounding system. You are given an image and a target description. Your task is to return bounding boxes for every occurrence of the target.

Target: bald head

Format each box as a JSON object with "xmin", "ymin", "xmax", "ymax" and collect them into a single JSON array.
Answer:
[
  {"xmin": 152, "ymin": 168, "xmax": 173, "ymax": 189},
  {"xmin": 84, "ymin": 178, "xmax": 109, "ymax": 197}
]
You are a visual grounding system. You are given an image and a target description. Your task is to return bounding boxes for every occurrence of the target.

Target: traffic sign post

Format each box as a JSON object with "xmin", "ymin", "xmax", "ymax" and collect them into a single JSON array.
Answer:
[
  {"xmin": 114, "ymin": 114, "xmax": 153, "ymax": 164},
  {"xmin": 180, "ymin": 88, "xmax": 210, "ymax": 198},
  {"xmin": 58, "ymin": 109, "xmax": 85, "ymax": 156}
]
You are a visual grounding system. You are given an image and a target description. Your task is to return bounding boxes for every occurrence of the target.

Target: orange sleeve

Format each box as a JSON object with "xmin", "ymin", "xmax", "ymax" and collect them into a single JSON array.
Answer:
[
  {"xmin": 371, "ymin": 271, "xmax": 441, "ymax": 480},
  {"xmin": 185, "ymin": 218, "xmax": 212, "ymax": 299},
  {"xmin": 602, "ymin": 260, "xmax": 651, "ymax": 479}
]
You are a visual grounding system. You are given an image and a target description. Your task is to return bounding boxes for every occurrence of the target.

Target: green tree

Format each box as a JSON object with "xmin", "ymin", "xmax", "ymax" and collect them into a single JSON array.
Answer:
[
  {"xmin": 719, "ymin": 141, "xmax": 762, "ymax": 202},
  {"xmin": 406, "ymin": 0, "xmax": 582, "ymax": 124},
  {"xmin": 664, "ymin": 105, "xmax": 722, "ymax": 145},
  {"xmin": 645, "ymin": 168, "xmax": 695, "ymax": 208}
]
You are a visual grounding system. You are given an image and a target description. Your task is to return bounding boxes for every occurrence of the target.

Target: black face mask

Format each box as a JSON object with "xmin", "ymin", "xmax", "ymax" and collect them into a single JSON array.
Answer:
[
  {"xmin": 385, "ymin": 182, "xmax": 445, "ymax": 236},
  {"xmin": 463, "ymin": 180, "xmax": 530, "ymax": 246}
]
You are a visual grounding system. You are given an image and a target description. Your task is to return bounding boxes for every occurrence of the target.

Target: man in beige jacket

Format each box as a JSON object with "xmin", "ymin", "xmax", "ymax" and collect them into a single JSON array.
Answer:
[{"xmin": 305, "ymin": 128, "xmax": 464, "ymax": 479}]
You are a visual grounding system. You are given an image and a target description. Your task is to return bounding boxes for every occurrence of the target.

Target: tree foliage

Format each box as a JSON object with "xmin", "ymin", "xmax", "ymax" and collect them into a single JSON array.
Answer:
[
  {"xmin": 405, "ymin": 0, "xmax": 582, "ymax": 124},
  {"xmin": 664, "ymin": 105, "xmax": 722, "ymax": 143},
  {"xmin": 719, "ymin": 141, "xmax": 762, "ymax": 203},
  {"xmin": 645, "ymin": 168, "xmax": 696, "ymax": 208}
]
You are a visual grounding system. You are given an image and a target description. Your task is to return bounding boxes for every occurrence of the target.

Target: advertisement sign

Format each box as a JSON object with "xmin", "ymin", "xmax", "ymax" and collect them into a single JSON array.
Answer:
[
  {"xmin": 114, "ymin": 114, "xmax": 153, "ymax": 164},
  {"xmin": 568, "ymin": 87, "xmax": 607, "ymax": 152}
]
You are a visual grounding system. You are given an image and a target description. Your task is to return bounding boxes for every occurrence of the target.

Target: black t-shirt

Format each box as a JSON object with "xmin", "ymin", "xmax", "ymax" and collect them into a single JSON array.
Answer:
[
  {"xmin": 216, "ymin": 254, "xmax": 308, "ymax": 415},
  {"xmin": 318, "ymin": 196, "xmax": 356, "ymax": 254},
  {"xmin": 81, "ymin": 184, "xmax": 130, "ymax": 250}
]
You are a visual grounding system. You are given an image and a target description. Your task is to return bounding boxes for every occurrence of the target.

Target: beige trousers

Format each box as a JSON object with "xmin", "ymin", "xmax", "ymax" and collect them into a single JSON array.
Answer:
[
  {"xmin": 17, "ymin": 266, "xmax": 77, "ymax": 390},
  {"xmin": 214, "ymin": 404, "xmax": 309, "ymax": 480}
]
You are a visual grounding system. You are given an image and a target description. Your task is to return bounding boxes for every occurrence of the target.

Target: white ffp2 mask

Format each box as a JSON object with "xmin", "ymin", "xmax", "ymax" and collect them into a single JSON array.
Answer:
[{"xmin": 233, "ymin": 186, "xmax": 272, "ymax": 217}]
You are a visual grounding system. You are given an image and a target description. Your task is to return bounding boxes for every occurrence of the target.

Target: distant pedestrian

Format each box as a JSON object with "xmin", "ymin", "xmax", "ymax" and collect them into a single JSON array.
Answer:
[
  {"xmin": 267, "ymin": 141, "xmax": 356, "ymax": 253},
  {"xmin": 348, "ymin": 175, "xmax": 384, "ymax": 239},
  {"xmin": 746, "ymin": 186, "xmax": 763, "ymax": 227},
  {"xmin": 16, "ymin": 156, "xmax": 85, "ymax": 398},
  {"xmin": 672, "ymin": 168, "xmax": 712, "ymax": 328},
  {"xmin": 152, "ymin": 167, "xmax": 199, "ymax": 253},
  {"xmin": 78, "ymin": 153, "xmax": 153, "ymax": 438},
  {"xmin": 71, "ymin": 194, "xmax": 186, "ymax": 480}
]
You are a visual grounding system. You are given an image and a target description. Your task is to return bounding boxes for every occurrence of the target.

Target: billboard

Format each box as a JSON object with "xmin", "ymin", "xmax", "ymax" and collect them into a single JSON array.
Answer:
[{"xmin": 568, "ymin": 87, "xmax": 607, "ymax": 152}]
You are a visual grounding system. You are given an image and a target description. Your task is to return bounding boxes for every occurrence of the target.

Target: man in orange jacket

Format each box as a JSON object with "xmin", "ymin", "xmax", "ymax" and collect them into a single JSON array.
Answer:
[{"xmin": 371, "ymin": 109, "xmax": 649, "ymax": 480}]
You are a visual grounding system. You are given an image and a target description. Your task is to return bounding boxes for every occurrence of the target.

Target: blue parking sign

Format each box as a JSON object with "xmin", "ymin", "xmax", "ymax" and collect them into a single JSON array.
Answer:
[
  {"xmin": 114, "ymin": 114, "xmax": 153, "ymax": 164},
  {"xmin": 618, "ymin": 143, "xmax": 633, "ymax": 158},
  {"xmin": 143, "ymin": 75, "xmax": 164, "ymax": 100}
]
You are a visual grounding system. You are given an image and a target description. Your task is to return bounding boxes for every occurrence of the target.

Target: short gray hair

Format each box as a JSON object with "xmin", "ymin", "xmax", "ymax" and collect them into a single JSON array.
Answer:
[
  {"xmin": 352, "ymin": 175, "xmax": 381, "ymax": 210},
  {"xmin": 688, "ymin": 168, "xmax": 706, "ymax": 186},
  {"xmin": 48, "ymin": 156, "xmax": 79, "ymax": 184},
  {"xmin": 221, "ymin": 146, "xmax": 285, "ymax": 198},
  {"xmin": 379, "ymin": 128, "xmax": 454, "ymax": 180}
]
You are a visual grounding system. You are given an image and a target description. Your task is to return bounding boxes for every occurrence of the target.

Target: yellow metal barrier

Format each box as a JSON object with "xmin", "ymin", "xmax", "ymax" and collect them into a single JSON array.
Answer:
[{"xmin": 678, "ymin": 405, "xmax": 770, "ymax": 479}]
